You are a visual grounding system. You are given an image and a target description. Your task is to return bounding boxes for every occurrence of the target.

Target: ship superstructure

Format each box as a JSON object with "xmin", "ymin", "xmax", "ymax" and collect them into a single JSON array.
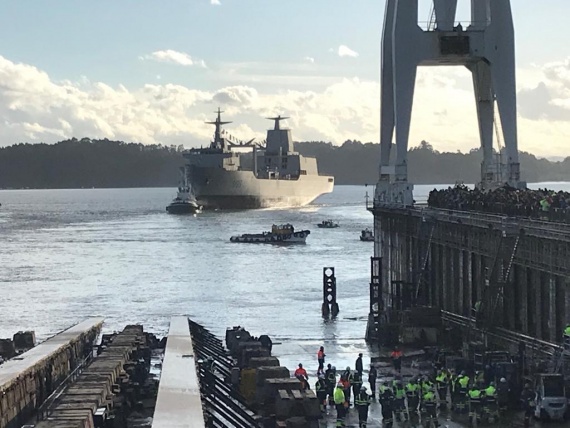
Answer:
[{"xmin": 183, "ymin": 110, "xmax": 334, "ymax": 209}]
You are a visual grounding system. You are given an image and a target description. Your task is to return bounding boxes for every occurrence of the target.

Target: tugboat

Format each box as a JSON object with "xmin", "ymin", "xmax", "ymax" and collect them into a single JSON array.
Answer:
[
  {"xmin": 166, "ymin": 167, "xmax": 203, "ymax": 214},
  {"xmin": 317, "ymin": 219, "xmax": 339, "ymax": 228},
  {"xmin": 230, "ymin": 224, "xmax": 310, "ymax": 244},
  {"xmin": 360, "ymin": 228, "xmax": 374, "ymax": 241}
]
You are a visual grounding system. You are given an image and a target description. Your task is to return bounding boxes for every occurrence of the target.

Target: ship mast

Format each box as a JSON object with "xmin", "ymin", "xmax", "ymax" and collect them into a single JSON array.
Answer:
[
  {"xmin": 266, "ymin": 115, "xmax": 289, "ymax": 130},
  {"xmin": 206, "ymin": 108, "xmax": 232, "ymax": 149}
]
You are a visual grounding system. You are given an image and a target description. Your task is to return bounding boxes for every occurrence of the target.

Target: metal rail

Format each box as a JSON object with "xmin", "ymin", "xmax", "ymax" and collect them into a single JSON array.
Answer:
[
  {"xmin": 441, "ymin": 310, "xmax": 561, "ymax": 357},
  {"xmin": 36, "ymin": 352, "xmax": 93, "ymax": 421}
]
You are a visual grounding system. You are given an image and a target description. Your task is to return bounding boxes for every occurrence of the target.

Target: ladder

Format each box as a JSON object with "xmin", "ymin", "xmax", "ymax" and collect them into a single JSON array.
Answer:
[
  {"xmin": 415, "ymin": 222, "xmax": 436, "ymax": 301},
  {"xmin": 491, "ymin": 233, "xmax": 521, "ymax": 322}
]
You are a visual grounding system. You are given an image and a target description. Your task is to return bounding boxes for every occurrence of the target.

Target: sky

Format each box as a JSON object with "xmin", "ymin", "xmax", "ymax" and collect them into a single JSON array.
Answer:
[{"xmin": 0, "ymin": 1, "xmax": 568, "ymax": 158}]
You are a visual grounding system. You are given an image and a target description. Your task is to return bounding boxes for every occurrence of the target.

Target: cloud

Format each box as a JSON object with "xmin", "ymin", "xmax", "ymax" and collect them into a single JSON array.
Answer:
[
  {"xmin": 211, "ymin": 0, "xmax": 221, "ymax": 4},
  {"xmin": 0, "ymin": 55, "xmax": 570, "ymax": 158},
  {"xmin": 304, "ymin": 56, "xmax": 315, "ymax": 63},
  {"xmin": 338, "ymin": 45, "xmax": 359, "ymax": 58},
  {"xmin": 140, "ymin": 50, "xmax": 204, "ymax": 67}
]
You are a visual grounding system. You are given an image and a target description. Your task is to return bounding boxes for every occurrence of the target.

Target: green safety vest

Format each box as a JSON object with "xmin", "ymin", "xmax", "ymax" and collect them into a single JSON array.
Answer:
[
  {"xmin": 564, "ymin": 326, "xmax": 570, "ymax": 336},
  {"xmin": 459, "ymin": 376, "xmax": 470, "ymax": 388},
  {"xmin": 406, "ymin": 383, "xmax": 419, "ymax": 394},
  {"xmin": 334, "ymin": 387, "xmax": 345, "ymax": 404},
  {"xmin": 395, "ymin": 387, "xmax": 406, "ymax": 399},
  {"xmin": 485, "ymin": 385, "xmax": 496, "ymax": 397},
  {"xmin": 469, "ymin": 389, "xmax": 482, "ymax": 400},
  {"xmin": 422, "ymin": 381, "xmax": 434, "ymax": 392},
  {"xmin": 436, "ymin": 374, "xmax": 448, "ymax": 384}
]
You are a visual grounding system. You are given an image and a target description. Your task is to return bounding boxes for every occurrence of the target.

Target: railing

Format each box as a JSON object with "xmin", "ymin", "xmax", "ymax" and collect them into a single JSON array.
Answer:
[{"xmin": 36, "ymin": 352, "xmax": 93, "ymax": 421}]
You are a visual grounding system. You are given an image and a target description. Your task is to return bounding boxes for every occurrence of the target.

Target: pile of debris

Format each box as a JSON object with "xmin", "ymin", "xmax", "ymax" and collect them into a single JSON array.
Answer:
[
  {"xmin": 0, "ymin": 331, "xmax": 36, "ymax": 363},
  {"xmin": 225, "ymin": 326, "xmax": 321, "ymax": 428}
]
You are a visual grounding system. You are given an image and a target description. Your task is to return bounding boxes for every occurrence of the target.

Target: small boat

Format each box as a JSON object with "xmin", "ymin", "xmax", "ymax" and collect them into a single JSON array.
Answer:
[
  {"xmin": 230, "ymin": 224, "xmax": 310, "ymax": 244},
  {"xmin": 317, "ymin": 219, "xmax": 339, "ymax": 228},
  {"xmin": 166, "ymin": 195, "xmax": 202, "ymax": 214},
  {"xmin": 360, "ymin": 228, "xmax": 374, "ymax": 241},
  {"xmin": 166, "ymin": 167, "xmax": 203, "ymax": 214}
]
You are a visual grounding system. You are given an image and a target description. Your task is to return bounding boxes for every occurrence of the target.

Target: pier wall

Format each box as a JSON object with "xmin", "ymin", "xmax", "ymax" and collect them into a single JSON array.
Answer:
[
  {"xmin": 372, "ymin": 206, "xmax": 570, "ymax": 343},
  {"xmin": 0, "ymin": 318, "xmax": 103, "ymax": 428}
]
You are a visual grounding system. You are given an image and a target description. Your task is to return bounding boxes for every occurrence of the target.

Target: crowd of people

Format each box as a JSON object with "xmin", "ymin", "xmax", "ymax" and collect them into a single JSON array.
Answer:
[
  {"xmin": 428, "ymin": 184, "xmax": 570, "ymax": 221},
  {"xmin": 292, "ymin": 345, "xmax": 536, "ymax": 427}
]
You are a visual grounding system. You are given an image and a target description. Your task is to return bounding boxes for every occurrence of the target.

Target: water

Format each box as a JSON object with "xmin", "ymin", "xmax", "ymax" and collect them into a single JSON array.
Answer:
[{"xmin": 1, "ymin": 183, "xmax": 568, "ymax": 343}]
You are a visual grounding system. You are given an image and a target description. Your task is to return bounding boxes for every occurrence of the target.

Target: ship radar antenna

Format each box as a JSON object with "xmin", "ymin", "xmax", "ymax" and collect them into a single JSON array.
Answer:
[
  {"xmin": 206, "ymin": 107, "xmax": 232, "ymax": 145},
  {"xmin": 266, "ymin": 115, "xmax": 289, "ymax": 130}
]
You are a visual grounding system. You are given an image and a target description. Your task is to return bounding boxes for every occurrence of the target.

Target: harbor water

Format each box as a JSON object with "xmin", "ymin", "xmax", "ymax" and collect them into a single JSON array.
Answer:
[{"xmin": 1, "ymin": 183, "xmax": 568, "ymax": 343}]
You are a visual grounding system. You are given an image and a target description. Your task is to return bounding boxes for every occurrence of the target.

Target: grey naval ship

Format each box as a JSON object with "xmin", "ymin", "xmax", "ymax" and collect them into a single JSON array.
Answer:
[{"xmin": 184, "ymin": 110, "xmax": 334, "ymax": 209}]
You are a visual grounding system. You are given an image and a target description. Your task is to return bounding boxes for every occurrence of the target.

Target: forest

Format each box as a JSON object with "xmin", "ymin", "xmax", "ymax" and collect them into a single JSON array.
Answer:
[{"xmin": 0, "ymin": 138, "xmax": 568, "ymax": 188}]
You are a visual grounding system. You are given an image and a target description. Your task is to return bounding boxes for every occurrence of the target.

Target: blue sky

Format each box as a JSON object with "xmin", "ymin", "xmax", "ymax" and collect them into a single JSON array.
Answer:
[{"xmin": 0, "ymin": 1, "xmax": 568, "ymax": 157}]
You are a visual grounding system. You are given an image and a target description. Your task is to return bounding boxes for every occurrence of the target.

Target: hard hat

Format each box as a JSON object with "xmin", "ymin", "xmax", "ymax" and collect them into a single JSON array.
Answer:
[
  {"xmin": 337, "ymin": 382, "xmax": 343, "ymax": 387},
  {"xmin": 500, "ymin": 378, "xmax": 507, "ymax": 383}
]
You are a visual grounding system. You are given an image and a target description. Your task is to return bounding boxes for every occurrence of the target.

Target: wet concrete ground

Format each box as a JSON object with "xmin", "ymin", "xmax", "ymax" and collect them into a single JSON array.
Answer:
[{"xmin": 272, "ymin": 338, "xmax": 535, "ymax": 427}]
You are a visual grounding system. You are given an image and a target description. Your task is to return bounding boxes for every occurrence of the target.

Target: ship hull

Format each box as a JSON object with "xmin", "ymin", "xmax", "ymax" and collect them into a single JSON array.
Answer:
[{"xmin": 188, "ymin": 168, "xmax": 334, "ymax": 209}]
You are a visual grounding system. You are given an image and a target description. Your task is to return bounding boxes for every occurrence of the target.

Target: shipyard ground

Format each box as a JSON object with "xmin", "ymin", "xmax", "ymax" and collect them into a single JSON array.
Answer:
[
  {"xmin": 274, "ymin": 338, "xmax": 535, "ymax": 427},
  {"xmin": 0, "ymin": 319, "xmax": 553, "ymax": 427}
]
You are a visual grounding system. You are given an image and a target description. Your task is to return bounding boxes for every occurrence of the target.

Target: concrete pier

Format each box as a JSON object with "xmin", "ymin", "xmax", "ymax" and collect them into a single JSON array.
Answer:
[
  {"xmin": 370, "ymin": 205, "xmax": 570, "ymax": 344},
  {"xmin": 0, "ymin": 318, "xmax": 103, "ymax": 428},
  {"xmin": 153, "ymin": 316, "xmax": 204, "ymax": 428}
]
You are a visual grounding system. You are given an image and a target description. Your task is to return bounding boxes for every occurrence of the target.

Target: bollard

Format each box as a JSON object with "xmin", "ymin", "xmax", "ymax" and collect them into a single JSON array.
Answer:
[{"xmin": 322, "ymin": 267, "xmax": 339, "ymax": 318}]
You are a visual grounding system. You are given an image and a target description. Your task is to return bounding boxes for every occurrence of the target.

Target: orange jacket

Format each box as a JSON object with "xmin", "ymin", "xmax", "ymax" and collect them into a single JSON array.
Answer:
[
  {"xmin": 390, "ymin": 350, "xmax": 403, "ymax": 359},
  {"xmin": 317, "ymin": 350, "xmax": 325, "ymax": 360},
  {"xmin": 295, "ymin": 367, "xmax": 308, "ymax": 378}
]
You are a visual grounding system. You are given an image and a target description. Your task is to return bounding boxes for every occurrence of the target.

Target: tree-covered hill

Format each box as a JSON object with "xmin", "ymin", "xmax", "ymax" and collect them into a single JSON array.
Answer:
[{"xmin": 0, "ymin": 137, "xmax": 568, "ymax": 188}]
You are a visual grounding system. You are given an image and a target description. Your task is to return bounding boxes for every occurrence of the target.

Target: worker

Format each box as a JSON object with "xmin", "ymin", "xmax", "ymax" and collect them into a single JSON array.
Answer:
[
  {"xmin": 390, "ymin": 346, "xmax": 403, "ymax": 373},
  {"xmin": 468, "ymin": 384, "xmax": 483, "ymax": 426},
  {"xmin": 436, "ymin": 370, "xmax": 449, "ymax": 410},
  {"xmin": 294, "ymin": 363, "xmax": 309, "ymax": 390},
  {"xmin": 520, "ymin": 383, "xmax": 536, "ymax": 428},
  {"xmin": 379, "ymin": 381, "xmax": 394, "ymax": 428},
  {"xmin": 422, "ymin": 375, "xmax": 435, "ymax": 394},
  {"xmin": 355, "ymin": 385, "xmax": 372, "ymax": 427},
  {"xmin": 341, "ymin": 368, "xmax": 352, "ymax": 406},
  {"xmin": 352, "ymin": 369, "xmax": 363, "ymax": 403},
  {"xmin": 456, "ymin": 371, "xmax": 470, "ymax": 414},
  {"xmin": 564, "ymin": 324, "xmax": 570, "ymax": 347},
  {"xmin": 405, "ymin": 377, "xmax": 420, "ymax": 418},
  {"xmin": 422, "ymin": 388, "xmax": 438, "ymax": 427},
  {"xmin": 368, "ymin": 364, "xmax": 377, "ymax": 399},
  {"xmin": 483, "ymin": 381, "xmax": 498, "ymax": 423},
  {"xmin": 334, "ymin": 381, "xmax": 347, "ymax": 427},
  {"xmin": 497, "ymin": 377, "xmax": 510, "ymax": 412},
  {"xmin": 355, "ymin": 352, "xmax": 364, "ymax": 375},
  {"xmin": 315, "ymin": 373, "xmax": 328, "ymax": 412},
  {"xmin": 325, "ymin": 364, "xmax": 337, "ymax": 406},
  {"xmin": 317, "ymin": 346, "xmax": 326, "ymax": 374},
  {"xmin": 393, "ymin": 378, "xmax": 407, "ymax": 421}
]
